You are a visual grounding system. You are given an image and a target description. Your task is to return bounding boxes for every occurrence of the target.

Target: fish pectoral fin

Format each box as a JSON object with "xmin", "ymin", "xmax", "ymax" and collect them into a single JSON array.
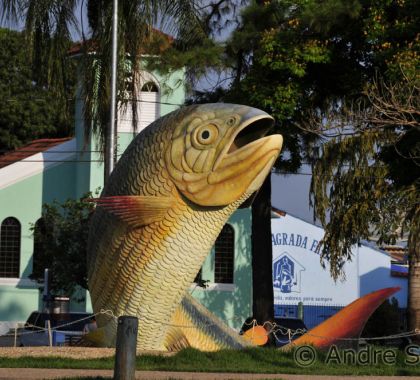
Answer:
[
  {"xmin": 89, "ymin": 195, "xmax": 176, "ymax": 227},
  {"xmin": 164, "ymin": 326, "xmax": 191, "ymax": 352}
]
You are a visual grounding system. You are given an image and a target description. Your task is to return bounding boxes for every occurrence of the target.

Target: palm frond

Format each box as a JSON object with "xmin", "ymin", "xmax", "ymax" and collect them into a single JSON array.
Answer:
[
  {"xmin": 82, "ymin": 0, "xmax": 207, "ymax": 152},
  {"xmin": 2, "ymin": 0, "xmax": 210, "ymax": 161}
]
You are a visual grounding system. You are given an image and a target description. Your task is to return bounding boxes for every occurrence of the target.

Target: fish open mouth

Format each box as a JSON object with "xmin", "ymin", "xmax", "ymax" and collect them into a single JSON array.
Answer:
[
  {"xmin": 213, "ymin": 112, "xmax": 278, "ymax": 172},
  {"xmin": 228, "ymin": 117, "xmax": 275, "ymax": 154},
  {"xmin": 205, "ymin": 109, "xmax": 282, "ymax": 205}
]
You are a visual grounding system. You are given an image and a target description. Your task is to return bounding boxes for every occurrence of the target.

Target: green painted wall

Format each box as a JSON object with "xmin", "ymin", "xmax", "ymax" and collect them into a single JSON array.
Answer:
[
  {"xmin": 0, "ymin": 287, "xmax": 39, "ymax": 321},
  {"xmin": 190, "ymin": 209, "xmax": 253, "ymax": 331},
  {"xmin": 0, "ymin": 161, "xmax": 77, "ymax": 321}
]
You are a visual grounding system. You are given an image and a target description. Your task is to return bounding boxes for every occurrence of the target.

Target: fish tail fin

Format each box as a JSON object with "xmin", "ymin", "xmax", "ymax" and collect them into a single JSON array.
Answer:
[
  {"xmin": 286, "ymin": 287, "xmax": 401, "ymax": 349},
  {"xmin": 164, "ymin": 294, "xmax": 251, "ymax": 351}
]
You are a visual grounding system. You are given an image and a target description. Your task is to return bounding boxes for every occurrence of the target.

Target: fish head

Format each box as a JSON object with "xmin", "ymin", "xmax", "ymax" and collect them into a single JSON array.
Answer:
[{"xmin": 166, "ymin": 103, "xmax": 283, "ymax": 206}]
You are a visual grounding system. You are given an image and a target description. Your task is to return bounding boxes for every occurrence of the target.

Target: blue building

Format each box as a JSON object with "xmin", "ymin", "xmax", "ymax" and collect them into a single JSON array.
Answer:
[{"xmin": 271, "ymin": 209, "xmax": 408, "ymax": 329}]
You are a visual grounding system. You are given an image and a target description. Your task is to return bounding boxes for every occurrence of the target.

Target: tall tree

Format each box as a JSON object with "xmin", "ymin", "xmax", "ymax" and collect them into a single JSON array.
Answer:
[
  {"xmin": 221, "ymin": 0, "xmax": 359, "ymax": 324},
  {"xmin": 308, "ymin": 0, "xmax": 419, "ymax": 330},
  {"xmin": 212, "ymin": 0, "xmax": 419, "ymax": 329}
]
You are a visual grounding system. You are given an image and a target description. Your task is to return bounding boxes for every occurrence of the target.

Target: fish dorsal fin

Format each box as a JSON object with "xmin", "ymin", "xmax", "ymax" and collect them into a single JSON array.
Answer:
[{"xmin": 90, "ymin": 195, "xmax": 176, "ymax": 227}]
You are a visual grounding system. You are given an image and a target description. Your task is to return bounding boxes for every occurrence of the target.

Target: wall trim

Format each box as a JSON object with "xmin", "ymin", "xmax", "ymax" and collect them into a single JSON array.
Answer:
[
  {"xmin": 0, "ymin": 139, "xmax": 77, "ymax": 190},
  {"xmin": 0, "ymin": 278, "xmax": 39, "ymax": 287},
  {"xmin": 191, "ymin": 283, "xmax": 236, "ymax": 292}
]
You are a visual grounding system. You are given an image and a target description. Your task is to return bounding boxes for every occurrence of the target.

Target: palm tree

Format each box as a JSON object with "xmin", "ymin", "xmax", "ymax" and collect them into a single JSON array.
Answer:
[{"xmin": 1, "ymin": 0, "xmax": 206, "ymax": 175}]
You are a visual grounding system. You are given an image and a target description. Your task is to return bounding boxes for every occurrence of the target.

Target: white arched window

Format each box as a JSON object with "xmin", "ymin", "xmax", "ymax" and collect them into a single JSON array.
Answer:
[
  {"xmin": 138, "ymin": 81, "xmax": 160, "ymax": 131},
  {"xmin": 0, "ymin": 217, "xmax": 21, "ymax": 278},
  {"xmin": 118, "ymin": 72, "xmax": 160, "ymax": 133}
]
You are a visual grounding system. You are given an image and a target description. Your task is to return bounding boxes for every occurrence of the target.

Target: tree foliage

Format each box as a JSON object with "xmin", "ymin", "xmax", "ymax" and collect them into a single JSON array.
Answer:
[
  {"xmin": 198, "ymin": 0, "xmax": 419, "ymax": 325},
  {"xmin": 307, "ymin": 0, "xmax": 419, "ymax": 279},
  {"xmin": 80, "ymin": 1, "xmax": 211, "ymax": 156},
  {"xmin": 207, "ymin": 0, "xmax": 374, "ymax": 167},
  {"xmin": 0, "ymin": 28, "xmax": 75, "ymax": 151},
  {"xmin": 211, "ymin": 0, "xmax": 375, "ymax": 323},
  {"xmin": 218, "ymin": 0, "xmax": 419, "ymax": 275},
  {"xmin": 30, "ymin": 194, "xmax": 96, "ymax": 296},
  {"xmin": 302, "ymin": 0, "xmax": 419, "ymax": 330}
]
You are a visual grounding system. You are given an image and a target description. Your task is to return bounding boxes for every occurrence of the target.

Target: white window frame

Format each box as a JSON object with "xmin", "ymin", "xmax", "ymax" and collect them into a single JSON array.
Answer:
[{"xmin": 118, "ymin": 71, "xmax": 161, "ymax": 133}]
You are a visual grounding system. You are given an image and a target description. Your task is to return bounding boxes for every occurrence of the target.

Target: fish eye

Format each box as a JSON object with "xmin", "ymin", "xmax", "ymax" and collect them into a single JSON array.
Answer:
[
  {"xmin": 193, "ymin": 124, "xmax": 219, "ymax": 147},
  {"xmin": 201, "ymin": 130, "xmax": 210, "ymax": 140}
]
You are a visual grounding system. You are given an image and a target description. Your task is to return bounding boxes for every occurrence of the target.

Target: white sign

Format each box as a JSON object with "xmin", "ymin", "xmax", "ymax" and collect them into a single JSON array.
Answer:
[{"xmin": 272, "ymin": 215, "xmax": 359, "ymax": 306}]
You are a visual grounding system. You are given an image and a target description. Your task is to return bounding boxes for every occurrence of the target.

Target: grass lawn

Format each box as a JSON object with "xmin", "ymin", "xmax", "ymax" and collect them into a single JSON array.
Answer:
[{"xmin": 0, "ymin": 347, "xmax": 418, "ymax": 376}]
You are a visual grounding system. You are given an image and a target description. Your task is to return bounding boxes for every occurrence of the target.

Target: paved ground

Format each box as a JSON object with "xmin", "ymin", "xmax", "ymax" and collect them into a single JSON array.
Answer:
[{"xmin": 0, "ymin": 369, "xmax": 419, "ymax": 380}]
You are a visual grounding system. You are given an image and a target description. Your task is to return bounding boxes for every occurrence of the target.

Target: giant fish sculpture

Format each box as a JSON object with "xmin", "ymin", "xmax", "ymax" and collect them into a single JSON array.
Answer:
[{"xmin": 87, "ymin": 103, "xmax": 283, "ymax": 351}]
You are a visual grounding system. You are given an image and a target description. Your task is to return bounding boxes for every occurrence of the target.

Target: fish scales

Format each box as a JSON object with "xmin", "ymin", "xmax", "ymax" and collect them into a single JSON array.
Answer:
[
  {"xmin": 92, "ymin": 224, "xmax": 129, "ymax": 306},
  {"xmin": 90, "ymin": 219, "xmax": 124, "ymax": 302},
  {"xmin": 99, "ymin": 214, "xmax": 203, "ymax": 348},
  {"xmin": 103, "ymin": 235, "xmax": 145, "ymax": 309},
  {"xmin": 135, "ymin": 198, "xmax": 244, "ymax": 348},
  {"xmin": 87, "ymin": 104, "xmax": 283, "ymax": 351},
  {"xmin": 90, "ymin": 131, "xmax": 170, "ymax": 291}
]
